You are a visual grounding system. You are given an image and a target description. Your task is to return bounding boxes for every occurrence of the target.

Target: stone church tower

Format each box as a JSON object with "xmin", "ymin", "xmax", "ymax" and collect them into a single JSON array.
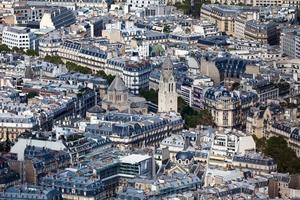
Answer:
[
  {"xmin": 158, "ymin": 56, "xmax": 178, "ymax": 113},
  {"xmin": 102, "ymin": 75, "xmax": 130, "ymax": 112}
]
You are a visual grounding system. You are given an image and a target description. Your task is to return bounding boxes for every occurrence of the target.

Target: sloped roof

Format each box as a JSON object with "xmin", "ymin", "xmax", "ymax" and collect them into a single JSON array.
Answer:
[
  {"xmin": 107, "ymin": 75, "xmax": 128, "ymax": 92},
  {"xmin": 161, "ymin": 56, "xmax": 174, "ymax": 81}
]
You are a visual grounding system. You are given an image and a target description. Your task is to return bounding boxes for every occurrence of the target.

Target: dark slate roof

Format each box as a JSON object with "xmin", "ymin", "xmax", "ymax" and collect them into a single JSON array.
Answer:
[
  {"xmin": 214, "ymin": 57, "xmax": 248, "ymax": 77},
  {"xmin": 204, "ymin": 86, "xmax": 239, "ymax": 101},
  {"xmin": 87, "ymin": 105, "xmax": 106, "ymax": 114},
  {"xmin": 62, "ymin": 40, "xmax": 107, "ymax": 59},
  {"xmin": 271, "ymin": 123, "xmax": 291, "ymax": 134},
  {"xmin": 291, "ymin": 128, "xmax": 300, "ymax": 142},
  {"xmin": 233, "ymin": 154, "xmax": 276, "ymax": 166},
  {"xmin": 176, "ymin": 151, "xmax": 194, "ymax": 161},
  {"xmin": 198, "ymin": 36, "xmax": 229, "ymax": 46}
]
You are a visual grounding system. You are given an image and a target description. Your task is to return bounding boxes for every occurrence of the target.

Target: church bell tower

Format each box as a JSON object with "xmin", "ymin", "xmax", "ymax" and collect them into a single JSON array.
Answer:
[{"xmin": 158, "ymin": 56, "xmax": 178, "ymax": 113}]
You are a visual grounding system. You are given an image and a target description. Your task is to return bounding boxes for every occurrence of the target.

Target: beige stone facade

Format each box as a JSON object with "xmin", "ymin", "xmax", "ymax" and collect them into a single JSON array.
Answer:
[{"xmin": 158, "ymin": 56, "xmax": 178, "ymax": 113}]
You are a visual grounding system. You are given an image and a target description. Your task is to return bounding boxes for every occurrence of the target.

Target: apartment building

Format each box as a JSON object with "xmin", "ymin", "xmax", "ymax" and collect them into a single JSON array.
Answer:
[
  {"xmin": 118, "ymin": 174, "xmax": 200, "ymax": 199},
  {"xmin": 131, "ymin": 30, "xmax": 168, "ymax": 57},
  {"xmin": 106, "ymin": 57, "xmax": 152, "ymax": 94},
  {"xmin": 125, "ymin": 0, "xmax": 165, "ymax": 12},
  {"xmin": 242, "ymin": 79, "xmax": 279, "ymax": 103},
  {"xmin": 41, "ymin": 153, "xmax": 153, "ymax": 199},
  {"xmin": 192, "ymin": 20, "xmax": 219, "ymax": 37},
  {"xmin": 280, "ymin": 29, "xmax": 300, "ymax": 59},
  {"xmin": 179, "ymin": 75, "xmax": 213, "ymax": 108},
  {"xmin": 13, "ymin": 5, "xmax": 51, "ymax": 27},
  {"xmin": 234, "ymin": 12, "xmax": 258, "ymax": 39},
  {"xmin": 200, "ymin": 5, "xmax": 258, "ymax": 36},
  {"xmin": 2, "ymin": 26, "xmax": 37, "ymax": 50},
  {"xmin": 209, "ymin": 129, "xmax": 256, "ymax": 166},
  {"xmin": 58, "ymin": 40, "xmax": 109, "ymax": 72},
  {"xmin": 244, "ymin": 20, "xmax": 279, "ymax": 45},
  {"xmin": 204, "ymin": 86, "xmax": 258, "ymax": 129},
  {"xmin": 9, "ymin": 146, "xmax": 71, "ymax": 184},
  {"xmin": 0, "ymin": 113, "xmax": 38, "ymax": 141},
  {"xmin": 0, "ymin": 185, "xmax": 61, "ymax": 200},
  {"xmin": 39, "ymin": 7, "xmax": 76, "ymax": 30},
  {"xmin": 84, "ymin": 112, "xmax": 184, "ymax": 149},
  {"xmin": 39, "ymin": 33, "xmax": 62, "ymax": 58},
  {"xmin": 232, "ymin": 153, "xmax": 277, "ymax": 175}
]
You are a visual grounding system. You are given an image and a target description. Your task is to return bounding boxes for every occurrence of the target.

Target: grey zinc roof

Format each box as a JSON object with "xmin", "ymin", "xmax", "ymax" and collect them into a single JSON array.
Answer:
[
  {"xmin": 107, "ymin": 75, "xmax": 128, "ymax": 92},
  {"xmin": 161, "ymin": 56, "xmax": 174, "ymax": 81}
]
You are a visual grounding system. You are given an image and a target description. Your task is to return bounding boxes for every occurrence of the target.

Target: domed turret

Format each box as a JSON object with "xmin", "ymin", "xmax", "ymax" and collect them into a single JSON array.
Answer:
[{"xmin": 175, "ymin": 151, "xmax": 194, "ymax": 165}]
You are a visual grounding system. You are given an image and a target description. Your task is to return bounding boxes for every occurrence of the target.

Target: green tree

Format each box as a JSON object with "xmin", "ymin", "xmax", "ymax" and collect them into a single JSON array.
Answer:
[
  {"xmin": 12, "ymin": 47, "xmax": 24, "ymax": 54},
  {"xmin": 66, "ymin": 62, "xmax": 92, "ymax": 74},
  {"xmin": 139, "ymin": 91, "xmax": 214, "ymax": 128},
  {"xmin": 44, "ymin": 55, "xmax": 64, "ymax": 65},
  {"xmin": 149, "ymin": 44, "xmax": 165, "ymax": 57},
  {"xmin": 0, "ymin": 140, "xmax": 12, "ymax": 152},
  {"xmin": 286, "ymin": 102, "xmax": 298, "ymax": 108},
  {"xmin": 252, "ymin": 135, "xmax": 266, "ymax": 153},
  {"xmin": 27, "ymin": 91, "xmax": 38, "ymax": 99},
  {"xmin": 163, "ymin": 25, "xmax": 171, "ymax": 34},
  {"xmin": 174, "ymin": 0, "xmax": 192, "ymax": 15},
  {"xmin": 26, "ymin": 49, "xmax": 39, "ymax": 56},
  {"xmin": 177, "ymin": 96, "xmax": 187, "ymax": 113},
  {"xmin": 174, "ymin": 0, "xmax": 210, "ymax": 17},
  {"xmin": 96, "ymin": 70, "xmax": 115, "ymax": 84},
  {"xmin": 254, "ymin": 136, "xmax": 300, "ymax": 174},
  {"xmin": 264, "ymin": 136, "xmax": 300, "ymax": 173},
  {"xmin": 178, "ymin": 97, "xmax": 214, "ymax": 128},
  {"xmin": 0, "ymin": 44, "xmax": 11, "ymax": 53},
  {"xmin": 275, "ymin": 80, "xmax": 290, "ymax": 96},
  {"xmin": 96, "ymin": 70, "xmax": 106, "ymax": 77},
  {"xmin": 139, "ymin": 89, "xmax": 158, "ymax": 104}
]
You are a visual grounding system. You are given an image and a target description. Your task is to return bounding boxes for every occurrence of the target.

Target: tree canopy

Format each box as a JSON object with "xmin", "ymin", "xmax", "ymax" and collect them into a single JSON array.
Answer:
[
  {"xmin": 44, "ymin": 55, "xmax": 64, "ymax": 65},
  {"xmin": 43, "ymin": 55, "xmax": 117, "ymax": 84},
  {"xmin": 178, "ymin": 97, "xmax": 214, "ymax": 128},
  {"xmin": 27, "ymin": 91, "xmax": 38, "ymax": 99},
  {"xmin": 25, "ymin": 49, "xmax": 39, "ymax": 57},
  {"xmin": 0, "ymin": 44, "xmax": 11, "ymax": 53},
  {"xmin": 0, "ymin": 44, "xmax": 38, "ymax": 56},
  {"xmin": 66, "ymin": 62, "xmax": 92, "ymax": 74},
  {"xmin": 174, "ymin": 0, "xmax": 192, "ymax": 15},
  {"xmin": 0, "ymin": 140, "xmax": 12, "ymax": 153},
  {"xmin": 253, "ymin": 135, "xmax": 300, "ymax": 174},
  {"xmin": 163, "ymin": 25, "xmax": 171, "ymax": 34},
  {"xmin": 96, "ymin": 70, "xmax": 115, "ymax": 84},
  {"xmin": 174, "ymin": 0, "xmax": 211, "ymax": 17},
  {"xmin": 139, "ymin": 90, "xmax": 214, "ymax": 128},
  {"xmin": 12, "ymin": 47, "xmax": 25, "ymax": 54},
  {"xmin": 139, "ymin": 89, "xmax": 158, "ymax": 104}
]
